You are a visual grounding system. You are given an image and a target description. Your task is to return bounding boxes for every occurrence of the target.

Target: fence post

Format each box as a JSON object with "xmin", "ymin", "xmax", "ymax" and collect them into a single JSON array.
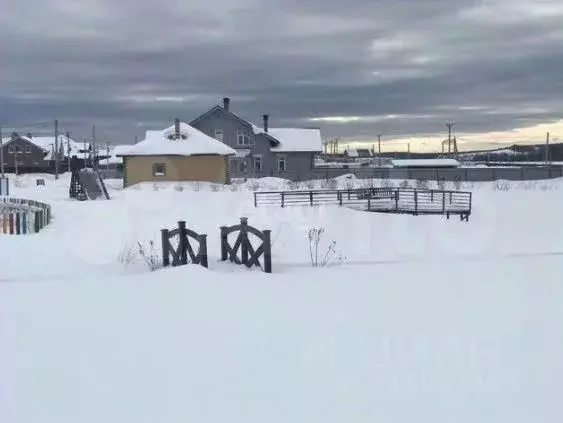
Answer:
[
  {"xmin": 431, "ymin": 190, "xmax": 434, "ymax": 202},
  {"xmin": 15, "ymin": 213, "xmax": 21, "ymax": 235},
  {"xmin": 442, "ymin": 192, "xmax": 446, "ymax": 214},
  {"xmin": 262, "ymin": 229, "xmax": 272, "ymax": 273},
  {"xmin": 34, "ymin": 211, "xmax": 40, "ymax": 233},
  {"xmin": 199, "ymin": 234, "xmax": 208, "ymax": 268},
  {"xmin": 220, "ymin": 226, "xmax": 228, "ymax": 261},
  {"xmin": 9, "ymin": 213, "xmax": 14, "ymax": 234},
  {"xmin": 240, "ymin": 217, "xmax": 249, "ymax": 266},
  {"xmin": 254, "ymin": 192, "xmax": 257, "ymax": 207},
  {"xmin": 395, "ymin": 190, "xmax": 399, "ymax": 211},
  {"xmin": 281, "ymin": 192, "xmax": 285, "ymax": 208},
  {"xmin": 22, "ymin": 212, "xmax": 27, "ymax": 234},
  {"xmin": 367, "ymin": 196, "xmax": 371, "ymax": 210},
  {"xmin": 338, "ymin": 191, "xmax": 342, "ymax": 206},
  {"xmin": 414, "ymin": 190, "xmax": 418, "ymax": 214},
  {"xmin": 178, "ymin": 221, "xmax": 188, "ymax": 266},
  {"xmin": 161, "ymin": 229, "xmax": 170, "ymax": 267},
  {"xmin": 310, "ymin": 191, "xmax": 313, "ymax": 206}
]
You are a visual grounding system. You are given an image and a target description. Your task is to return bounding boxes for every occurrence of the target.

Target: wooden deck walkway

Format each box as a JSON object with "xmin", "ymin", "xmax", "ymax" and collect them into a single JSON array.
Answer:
[{"xmin": 254, "ymin": 187, "xmax": 472, "ymax": 221}]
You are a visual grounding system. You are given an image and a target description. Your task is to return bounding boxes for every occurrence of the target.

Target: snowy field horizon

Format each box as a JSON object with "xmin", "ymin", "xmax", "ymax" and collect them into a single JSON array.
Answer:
[{"xmin": 1, "ymin": 173, "xmax": 562, "ymax": 422}]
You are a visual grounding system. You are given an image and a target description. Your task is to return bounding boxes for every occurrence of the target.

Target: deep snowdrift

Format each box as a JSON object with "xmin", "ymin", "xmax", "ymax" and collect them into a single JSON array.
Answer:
[{"xmin": 1, "ymin": 173, "xmax": 563, "ymax": 422}]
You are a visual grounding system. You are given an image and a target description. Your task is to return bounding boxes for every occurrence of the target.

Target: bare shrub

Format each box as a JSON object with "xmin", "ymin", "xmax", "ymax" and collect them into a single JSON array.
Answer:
[
  {"xmin": 173, "ymin": 184, "xmax": 184, "ymax": 192},
  {"xmin": 247, "ymin": 180, "xmax": 261, "ymax": 191},
  {"xmin": 117, "ymin": 242, "xmax": 137, "ymax": 265},
  {"xmin": 381, "ymin": 178, "xmax": 393, "ymax": 188},
  {"xmin": 493, "ymin": 180, "xmax": 511, "ymax": 191},
  {"xmin": 307, "ymin": 228, "xmax": 346, "ymax": 267},
  {"xmin": 303, "ymin": 179, "xmax": 317, "ymax": 190},
  {"xmin": 137, "ymin": 240, "xmax": 163, "ymax": 271},
  {"xmin": 436, "ymin": 178, "xmax": 446, "ymax": 190},
  {"xmin": 363, "ymin": 179, "xmax": 377, "ymax": 189},
  {"xmin": 399, "ymin": 180, "xmax": 411, "ymax": 189},
  {"xmin": 461, "ymin": 181, "xmax": 475, "ymax": 190},
  {"xmin": 153, "ymin": 183, "xmax": 160, "ymax": 191},
  {"xmin": 415, "ymin": 178, "xmax": 429, "ymax": 190},
  {"xmin": 229, "ymin": 183, "xmax": 240, "ymax": 192},
  {"xmin": 452, "ymin": 178, "xmax": 462, "ymax": 191},
  {"xmin": 210, "ymin": 183, "xmax": 221, "ymax": 192},
  {"xmin": 285, "ymin": 180, "xmax": 300, "ymax": 191},
  {"xmin": 540, "ymin": 181, "xmax": 556, "ymax": 191},
  {"xmin": 320, "ymin": 178, "xmax": 338, "ymax": 190}
]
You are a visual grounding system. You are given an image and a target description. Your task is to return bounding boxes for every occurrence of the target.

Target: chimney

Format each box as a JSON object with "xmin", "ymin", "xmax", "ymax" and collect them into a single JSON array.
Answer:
[
  {"xmin": 263, "ymin": 114, "xmax": 269, "ymax": 133},
  {"xmin": 26, "ymin": 133, "xmax": 32, "ymax": 139},
  {"xmin": 174, "ymin": 118, "xmax": 180, "ymax": 139},
  {"xmin": 223, "ymin": 97, "xmax": 230, "ymax": 111}
]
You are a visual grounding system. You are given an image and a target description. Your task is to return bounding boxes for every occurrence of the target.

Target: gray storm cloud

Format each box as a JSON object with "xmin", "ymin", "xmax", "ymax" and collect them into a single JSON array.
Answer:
[{"xmin": 1, "ymin": 0, "xmax": 563, "ymax": 144}]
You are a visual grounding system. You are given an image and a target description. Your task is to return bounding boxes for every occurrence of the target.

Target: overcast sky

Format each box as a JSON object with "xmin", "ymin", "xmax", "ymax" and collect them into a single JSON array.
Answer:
[{"xmin": 2, "ymin": 0, "xmax": 563, "ymax": 151}]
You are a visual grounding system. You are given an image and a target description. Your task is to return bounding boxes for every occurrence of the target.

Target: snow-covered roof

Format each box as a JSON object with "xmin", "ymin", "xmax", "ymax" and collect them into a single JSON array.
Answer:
[
  {"xmin": 391, "ymin": 159, "xmax": 461, "ymax": 168},
  {"xmin": 1, "ymin": 135, "xmax": 85, "ymax": 159},
  {"xmin": 99, "ymin": 145, "xmax": 131, "ymax": 164},
  {"xmin": 252, "ymin": 125, "xmax": 322, "ymax": 153},
  {"xmin": 2, "ymin": 135, "xmax": 31, "ymax": 145},
  {"xmin": 120, "ymin": 122, "xmax": 236, "ymax": 157},
  {"xmin": 32, "ymin": 136, "xmax": 86, "ymax": 159},
  {"xmin": 233, "ymin": 149, "xmax": 251, "ymax": 158},
  {"xmin": 347, "ymin": 148, "xmax": 359, "ymax": 157}
]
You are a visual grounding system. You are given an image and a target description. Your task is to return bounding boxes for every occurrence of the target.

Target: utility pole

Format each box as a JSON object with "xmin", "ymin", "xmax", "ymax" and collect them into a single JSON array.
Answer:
[
  {"xmin": 377, "ymin": 134, "xmax": 382, "ymax": 167},
  {"xmin": 54, "ymin": 119, "xmax": 59, "ymax": 179},
  {"xmin": 446, "ymin": 121, "xmax": 454, "ymax": 155},
  {"xmin": 0, "ymin": 126, "xmax": 4, "ymax": 178},
  {"xmin": 66, "ymin": 131, "xmax": 71, "ymax": 172},
  {"xmin": 545, "ymin": 132, "xmax": 550, "ymax": 166},
  {"xmin": 92, "ymin": 125, "xmax": 97, "ymax": 170},
  {"xmin": 14, "ymin": 141, "xmax": 19, "ymax": 177}
]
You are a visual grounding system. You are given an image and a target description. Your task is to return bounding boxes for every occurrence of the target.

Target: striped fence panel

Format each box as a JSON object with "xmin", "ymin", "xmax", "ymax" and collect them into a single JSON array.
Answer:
[{"xmin": 0, "ymin": 198, "xmax": 52, "ymax": 235}]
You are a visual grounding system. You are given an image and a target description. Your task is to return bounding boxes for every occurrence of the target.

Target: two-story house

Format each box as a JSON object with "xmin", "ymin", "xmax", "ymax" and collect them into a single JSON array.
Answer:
[
  {"xmin": 1, "ymin": 133, "xmax": 50, "ymax": 173},
  {"xmin": 1, "ymin": 133, "xmax": 89, "ymax": 174},
  {"xmin": 189, "ymin": 98, "xmax": 322, "ymax": 176}
]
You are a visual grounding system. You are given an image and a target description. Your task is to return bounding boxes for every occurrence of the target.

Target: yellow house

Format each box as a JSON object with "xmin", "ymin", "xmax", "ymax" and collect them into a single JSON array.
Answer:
[{"xmin": 118, "ymin": 120, "xmax": 236, "ymax": 187}]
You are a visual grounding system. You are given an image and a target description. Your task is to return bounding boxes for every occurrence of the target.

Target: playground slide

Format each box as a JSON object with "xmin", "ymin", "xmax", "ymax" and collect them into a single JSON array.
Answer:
[{"xmin": 78, "ymin": 169, "xmax": 110, "ymax": 200}]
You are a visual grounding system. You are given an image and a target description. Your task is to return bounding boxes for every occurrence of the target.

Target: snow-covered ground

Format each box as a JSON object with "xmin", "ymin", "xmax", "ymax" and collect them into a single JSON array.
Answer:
[{"xmin": 2, "ymin": 173, "xmax": 563, "ymax": 422}]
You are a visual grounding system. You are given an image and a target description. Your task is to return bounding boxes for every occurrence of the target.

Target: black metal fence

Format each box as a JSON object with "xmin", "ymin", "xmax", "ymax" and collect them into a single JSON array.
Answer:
[{"xmin": 254, "ymin": 187, "xmax": 472, "ymax": 220}]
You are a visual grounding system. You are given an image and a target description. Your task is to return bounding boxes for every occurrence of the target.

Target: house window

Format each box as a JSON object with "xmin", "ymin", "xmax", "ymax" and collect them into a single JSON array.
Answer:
[
  {"xmin": 253, "ymin": 155, "xmax": 262, "ymax": 171},
  {"xmin": 15, "ymin": 145, "xmax": 22, "ymax": 153},
  {"xmin": 8, "ymin": 145, "xmax": 14, "ymax": 154},
  {"xmin": 152, "ymin": 163, "xmax": 166, "ymax": 177},
  {"xmin": 236, "ymin": 131, "xmax": 252, "ymax": 146},
  {"xmin": 25, "ymin": 144, "xmax": 32, "ymax": 153},
  {"xmin": 277, "ymin": 155, "xmax": 286, "ymax": 171},
  {"xmin": 215, "ymin": 129, "xmax": 224, "ymax": 142}
]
